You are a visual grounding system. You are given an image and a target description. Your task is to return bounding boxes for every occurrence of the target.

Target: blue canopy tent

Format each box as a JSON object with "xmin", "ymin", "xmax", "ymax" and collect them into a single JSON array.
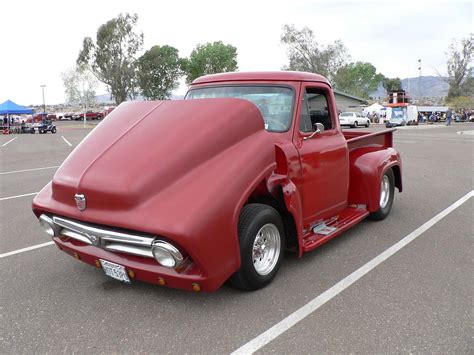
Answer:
[
  {"xmin": 0, "ymin": 100, "xmax": 34, "ymax": 115},
  {"xmin": 1, "ymin": 100, "xmax": 34, "ymax": 134}
]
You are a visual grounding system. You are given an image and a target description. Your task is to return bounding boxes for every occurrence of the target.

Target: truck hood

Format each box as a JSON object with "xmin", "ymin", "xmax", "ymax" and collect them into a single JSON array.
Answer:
[{"xmin": 49, "ymin": 98, "xmax": 270, "ymax": 213}]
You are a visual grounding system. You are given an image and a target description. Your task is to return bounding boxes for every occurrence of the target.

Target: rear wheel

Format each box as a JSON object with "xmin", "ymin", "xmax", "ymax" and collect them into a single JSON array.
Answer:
[
  {"xmin": 230, "ymin": 204, "xmax": 284, "ymax": 291},
  {"xmin": 369, "ymin": 169, "xmax": 395, "ymax": 220},
  {"xmin": 353, "ymin": 120, "xmax": 358, "ymax": 128}
]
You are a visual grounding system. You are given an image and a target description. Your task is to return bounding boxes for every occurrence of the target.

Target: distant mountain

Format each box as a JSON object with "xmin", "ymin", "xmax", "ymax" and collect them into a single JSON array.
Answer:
[
  {"xmin": 95, "ymin": 93, "xmax": 115, "ymax": 104},
  {"xmin": 370, "ymin": 76, "xmax": 449, "ymax": 99},
  {"xmin": 401, "ymin": 76, "xmax": 449, "ymax": 98}
]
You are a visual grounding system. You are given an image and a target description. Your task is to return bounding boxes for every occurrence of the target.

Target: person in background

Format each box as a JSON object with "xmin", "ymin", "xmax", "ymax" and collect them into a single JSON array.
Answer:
[
  {"xmin": 446, "ymin": 108, "xmax": 452, "ymax": 125},
  {"xmin": 428, "ymin": 112, "xmax": 435, "ymax": 123},
  {"xmin": 418, "ymin": 112, "xmax": 424, "ymax": 123}
]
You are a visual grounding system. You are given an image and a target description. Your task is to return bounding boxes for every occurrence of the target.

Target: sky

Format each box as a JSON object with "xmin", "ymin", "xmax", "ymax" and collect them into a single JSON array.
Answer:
[{"xmin": 1, "ymin": 0, "xmax": 472, "ymax": 105}]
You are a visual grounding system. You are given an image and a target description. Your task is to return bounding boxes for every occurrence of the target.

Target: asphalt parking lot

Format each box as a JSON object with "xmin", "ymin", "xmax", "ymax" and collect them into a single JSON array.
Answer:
[{"xmin": 1, "ymin": 121, "xmax": 473, "ymax": 353}]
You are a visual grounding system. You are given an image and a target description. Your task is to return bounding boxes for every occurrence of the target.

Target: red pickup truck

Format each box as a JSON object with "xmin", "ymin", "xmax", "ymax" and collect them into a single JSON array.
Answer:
[
  {"xmin": 32, "ymin": 71, "xmax": 402, "ymax": 292},
  {"xmin": 73, "ymin": 111, "xmax": 104, "ymax": 120}
]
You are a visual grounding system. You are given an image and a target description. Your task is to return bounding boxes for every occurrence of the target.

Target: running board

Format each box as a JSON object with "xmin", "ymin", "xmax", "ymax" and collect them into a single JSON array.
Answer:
[{"xmin": 302, "ymin": 206, "xmax": 369, "ymax": 253}]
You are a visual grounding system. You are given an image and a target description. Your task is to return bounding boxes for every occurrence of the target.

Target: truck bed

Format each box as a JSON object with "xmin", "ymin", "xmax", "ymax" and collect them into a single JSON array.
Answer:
[{"xmin": 343, "ymin": 129, "xmax": 396, "ymax": 151}]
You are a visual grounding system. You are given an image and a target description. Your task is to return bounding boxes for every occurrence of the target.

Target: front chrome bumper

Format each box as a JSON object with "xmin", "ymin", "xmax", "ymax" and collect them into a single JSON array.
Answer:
[{"xmin": 51, "ymin": 215, "xmax": 155, "ymax": 258}]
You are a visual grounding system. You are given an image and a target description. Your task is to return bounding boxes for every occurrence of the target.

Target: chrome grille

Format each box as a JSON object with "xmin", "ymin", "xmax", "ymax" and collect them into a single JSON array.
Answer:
[{"xmin": 52, "ymin": 216, "xmax": 155, "ymax": 258}]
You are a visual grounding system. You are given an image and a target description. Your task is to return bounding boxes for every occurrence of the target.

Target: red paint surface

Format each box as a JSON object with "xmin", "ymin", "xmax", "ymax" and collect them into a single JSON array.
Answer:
[{"xmin": 33, "ymin": 71, "xmax": 402, "ymax": 292}]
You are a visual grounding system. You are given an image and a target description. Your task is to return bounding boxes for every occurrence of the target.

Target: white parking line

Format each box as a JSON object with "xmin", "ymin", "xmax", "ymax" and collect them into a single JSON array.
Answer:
[
  {"xmin": 457, "ymin": 130, "xmax": 474, "ymax": 135},
  {"xmin": 0, "ymin": 165, "xmax": 60, "ymax": 175},
  {"xmin": 396, "ymin": 135, "xmax": 473, "ymax": 142},
  {"xmin": 1, "ymin": 137, "xmax": 17, "ymax": 147},
  {"xmin": 0, "ymin": 192, "xmax": 39, "ymax": 201},
  {"xmin": 61, "ymin": 136, "xmax": 72, "ymax": 146},
  {"xmin": 231, "ymin": 190, "xmax": 474, "ymax": 355},
  {"xmin": 0, "ymin": 241, "xmax": 55, "ymax": 258}
]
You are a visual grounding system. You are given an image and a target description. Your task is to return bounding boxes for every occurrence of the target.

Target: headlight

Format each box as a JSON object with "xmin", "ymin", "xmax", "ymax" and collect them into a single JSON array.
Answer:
[
  {"xmin": 151, "ymin": 240, "xmax": 184, "ymax": 268},
  {"xmin": 39, "ymin": 214, "xmax": 58, "ymax": 237}
]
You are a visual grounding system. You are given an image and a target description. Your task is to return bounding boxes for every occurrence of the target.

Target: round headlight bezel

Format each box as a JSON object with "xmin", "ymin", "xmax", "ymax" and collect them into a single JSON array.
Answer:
[
  {"xmin": 151, "ymin": 240, "xmax": 184, "ymax": 269},
  {"xmin": 39, "ymin": 214, "xmax": 58, "ymax": 237}
]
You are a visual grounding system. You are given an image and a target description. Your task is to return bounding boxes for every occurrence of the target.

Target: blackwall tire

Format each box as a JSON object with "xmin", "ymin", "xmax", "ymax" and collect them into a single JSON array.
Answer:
[
  {"xmin": 230, "ymin": 203, "xmax": 285, "ymax": 291},
  {"xmin": 369, "ymin": 168, "xmax": 395, "ymax": 220}
]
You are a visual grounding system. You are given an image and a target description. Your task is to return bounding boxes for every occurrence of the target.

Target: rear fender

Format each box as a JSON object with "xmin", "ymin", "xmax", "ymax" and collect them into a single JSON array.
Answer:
[{"xmin": 348, "ymin": 147, "xmax": 402, "ymax": 212}]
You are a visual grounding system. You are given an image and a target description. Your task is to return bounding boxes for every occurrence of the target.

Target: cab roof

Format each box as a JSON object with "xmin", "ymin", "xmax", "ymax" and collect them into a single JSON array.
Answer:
[{"xmin": 191, "ymin": 71, "xmax": 330, "ymax": 86}]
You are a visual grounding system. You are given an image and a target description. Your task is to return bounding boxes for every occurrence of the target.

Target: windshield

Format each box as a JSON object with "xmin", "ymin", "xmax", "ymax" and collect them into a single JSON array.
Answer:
[
  {"xmin": 185, "ymin": 86, "xmax": 294, "ymax": 132},
  {"xmin": 340, "ymin": 112, "xmax": 352, "ymax": 117}
]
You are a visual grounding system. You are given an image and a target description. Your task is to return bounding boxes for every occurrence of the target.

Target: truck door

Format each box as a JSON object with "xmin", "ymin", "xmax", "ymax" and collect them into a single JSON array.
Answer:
[{"xmin": 295, "ymin": 84, "xmax": 349, "ymax": 225}]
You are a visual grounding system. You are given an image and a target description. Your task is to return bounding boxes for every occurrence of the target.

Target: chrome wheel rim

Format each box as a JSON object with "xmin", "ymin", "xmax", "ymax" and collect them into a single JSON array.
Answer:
[
  {"xmin": 252, "ymin": 223, "xmax": 281, "ymax": 276},
  {"xmin": 380, "ymin": 175, "xmax": 390, "ymax": 209}
]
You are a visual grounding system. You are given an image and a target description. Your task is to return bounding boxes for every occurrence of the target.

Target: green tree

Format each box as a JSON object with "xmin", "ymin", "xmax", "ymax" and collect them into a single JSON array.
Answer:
[
  {"xmin": 446, "ymin": 95, "xmax": 474, "ymax": 110},
  {"xmin": 445, "ymin": 34, "xmax": 473, "ymax": 99},
  {"xmin": 382, "ymin": 77, "xmax": 402, "ymax": 92},
  {"xmin": 77, "ymin": 13, "xmax": 143, "ymax": 104},
  {"xmin": 61, "ymin": 64, "xmax": 98, "ymax": 107},
  {"xmin": 138, "ymin": 45, "xmax": 184, "ymax": 100},
  {"xmin": 184, "ymin": 41, "xmax": 238, "ymax": 84},
  {"xmin": 280, "ymin": 24, "xmax": 349, "ymax": 81},
  {"xmin": 333, "ymin": 62, "xmax": 383, "ymax": 98}
]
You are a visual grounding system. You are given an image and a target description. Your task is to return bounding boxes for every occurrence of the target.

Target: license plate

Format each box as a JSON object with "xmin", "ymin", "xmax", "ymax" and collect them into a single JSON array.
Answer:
[{"xmin": 99, "ymin": 259, "xmax": 130, "ymax": 283}]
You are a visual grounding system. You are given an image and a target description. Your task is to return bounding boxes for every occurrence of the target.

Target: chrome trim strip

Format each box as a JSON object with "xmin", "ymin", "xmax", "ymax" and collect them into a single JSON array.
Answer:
[
  {"xmin": 60, "ymin": 229, "xmax": 93, "ymax": 245},
  {"xmin": 104, "ymin": 244, "xmax": 154, "ymax": 258}
]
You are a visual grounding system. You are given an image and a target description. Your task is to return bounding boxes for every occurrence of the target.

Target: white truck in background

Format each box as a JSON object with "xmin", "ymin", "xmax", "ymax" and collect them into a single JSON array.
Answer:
[{"xmin": 386, "ymin": 105, "xmax": 418, "ymax": 126}]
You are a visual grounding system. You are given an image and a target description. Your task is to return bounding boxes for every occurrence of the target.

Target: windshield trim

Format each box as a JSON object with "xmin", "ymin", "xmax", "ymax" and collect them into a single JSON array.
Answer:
[{"xmin": 185, "ymin": 84, "xmax": 296, "ymax": 133}]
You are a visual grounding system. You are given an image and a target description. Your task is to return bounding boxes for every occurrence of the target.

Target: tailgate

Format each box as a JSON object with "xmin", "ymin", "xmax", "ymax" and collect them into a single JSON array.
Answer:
[{"xmin": 344, "ymin": 129, "xmax": 396, "ymax": 152}]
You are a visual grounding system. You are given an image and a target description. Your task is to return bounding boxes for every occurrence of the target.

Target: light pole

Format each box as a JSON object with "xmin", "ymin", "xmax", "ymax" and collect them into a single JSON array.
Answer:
[
  {"xmin": 418, "ymin": 59, "xmax": 421, "ymax": 100},
  {"xmin": 40, "ymin": 84, "xmax": 46, "ymax": 118}
]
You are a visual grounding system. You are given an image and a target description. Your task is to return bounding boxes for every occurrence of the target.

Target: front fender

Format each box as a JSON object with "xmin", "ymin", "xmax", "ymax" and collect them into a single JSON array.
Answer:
[
  {"xmin": 267, "ymin": 143, "xmax": 304, "ymax": 256},
  {"xmin": 348, "ymin": 147, "xmax": 402, "ymax": 212}
]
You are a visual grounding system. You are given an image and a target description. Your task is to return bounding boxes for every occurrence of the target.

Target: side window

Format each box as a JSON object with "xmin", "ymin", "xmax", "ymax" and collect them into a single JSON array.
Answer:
[
  {"xmin": 305, "ymin": 88, "xmax": 333, "ymax": 131},
  {"xmin": 299, "ymin": 93, "xmax": 312, "ymax": 132}
]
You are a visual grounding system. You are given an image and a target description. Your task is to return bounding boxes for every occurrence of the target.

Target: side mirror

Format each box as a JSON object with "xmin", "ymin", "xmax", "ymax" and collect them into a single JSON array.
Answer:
[
  {"xmin": 303, "ymin": 123, "xmax": 325, "ymax": 140},
  {"xmin": 314, "ymin": 122, "xmax": 325, "ymax": 133}
]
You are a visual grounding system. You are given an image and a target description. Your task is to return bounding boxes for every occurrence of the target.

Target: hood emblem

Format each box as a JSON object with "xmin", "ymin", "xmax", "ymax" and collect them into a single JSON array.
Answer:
[{"xmin": 75, "ymin": 194, "xmax": 87, "ymax": 211}]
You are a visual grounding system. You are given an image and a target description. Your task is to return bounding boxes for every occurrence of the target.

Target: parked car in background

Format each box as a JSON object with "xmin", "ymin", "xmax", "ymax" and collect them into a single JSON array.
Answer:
[
  {"xmin": 73, "ymin": 111, "xmax": 104, "ymax": 120},
  {"xmin": 385, "ymin": 116, "xmax": 406, "ymax": 127},
  {"xmin": 103, "ymin": 106, "xmax": 116, "ymax": 117},
  {"xmin": 56, "ymin": 112, "xmax": 70, "ymax": 120},
  {"xmin": 339, "ymin": 112, "xmax": 370, "ymax": 128}
]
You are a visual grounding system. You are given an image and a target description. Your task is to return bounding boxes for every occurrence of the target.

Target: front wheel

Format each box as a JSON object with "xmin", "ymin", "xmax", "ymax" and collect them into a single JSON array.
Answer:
[
  {"xmin": 51, "ymin": 127, "xmax": 57, "ymax": 134},
  {"xmin": 369, "ymin": 169, "xmax": 395, "ymax": 220},
  {"xmin": 365, "ymin": 120, "xmax": 370, "ymax": 128},
  {"xmin": 230, "ymin": 204, "xmax": 284, "ymax": 291}
]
